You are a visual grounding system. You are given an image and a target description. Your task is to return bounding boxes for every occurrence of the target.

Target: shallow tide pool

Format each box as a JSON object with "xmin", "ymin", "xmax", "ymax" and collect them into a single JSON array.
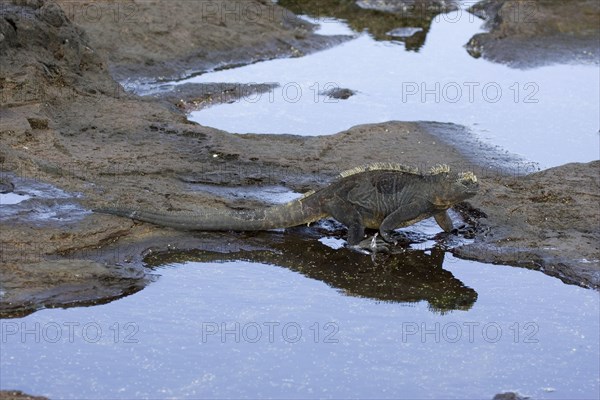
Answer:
[
  {"xmin": 174, "ymin": 10, "xmax": 599, "ymax": 169},
  {"xmin": 1, "ymin": 253, "xmax": 598, "ymax": 399}
]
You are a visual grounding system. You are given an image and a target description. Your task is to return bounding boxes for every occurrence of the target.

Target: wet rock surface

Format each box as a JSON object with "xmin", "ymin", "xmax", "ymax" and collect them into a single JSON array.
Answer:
[
  {"xmin": 54, "ymin": 0, "xmax": 350, "ymax": 83},
  {"xmin": 149, "ymin": 82, "xmax": 279, "ymax": 113},
  {"xmin": 466, "ymin": 0, "xmax": 600, "ymax": 67},
  {"xmin": 0, "ymin": 391, "xmax": 48, "ymax": 400},
  {"xmin": 0, "ymin": 173, "xmax": 88, "ymax": 222},
  {"xmin": 0, "ymin": 0, "xmax": 598, "ymax": 329},
  {"xmin": 456, "ymin": 161, "xmax": 600, "ymax": 288}
]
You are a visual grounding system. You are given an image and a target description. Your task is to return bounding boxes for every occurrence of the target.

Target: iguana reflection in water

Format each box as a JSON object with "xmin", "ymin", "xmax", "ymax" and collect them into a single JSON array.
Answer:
[{"xmin": 145, "ymin": 230, "xmax": 477, "ymax": 314}]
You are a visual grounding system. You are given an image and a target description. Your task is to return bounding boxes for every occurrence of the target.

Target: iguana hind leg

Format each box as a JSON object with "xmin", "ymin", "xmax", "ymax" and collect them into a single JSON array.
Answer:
[
  {"xmin": 324, "ymin": 200, "xmax": 366, "ymax": 245},
  {"xmin": 434, "ymin": 211, "xmax": 454, "ymax": 232}
]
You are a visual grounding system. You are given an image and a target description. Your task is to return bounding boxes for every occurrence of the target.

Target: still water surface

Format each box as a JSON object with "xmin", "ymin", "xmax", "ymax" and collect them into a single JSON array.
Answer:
[
  {"xmin": 1, "ymin": 252, "xmax": 598, "ymax": 399},
  {"xmin": 178, "ymin": 11, "xmax": 599, "ymax": 168}
]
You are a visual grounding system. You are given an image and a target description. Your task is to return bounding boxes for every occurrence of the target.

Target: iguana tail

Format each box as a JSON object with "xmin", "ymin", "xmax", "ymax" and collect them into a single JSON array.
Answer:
[{"xmin": 94, "ymin": 196, "xmax": 326, "ymax": 231}]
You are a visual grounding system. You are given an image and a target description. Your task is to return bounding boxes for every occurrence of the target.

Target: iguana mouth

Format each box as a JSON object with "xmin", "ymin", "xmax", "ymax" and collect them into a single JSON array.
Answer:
[{"xmin": 463, "ymin": 182, "xmax": 479, "ymax": 195}]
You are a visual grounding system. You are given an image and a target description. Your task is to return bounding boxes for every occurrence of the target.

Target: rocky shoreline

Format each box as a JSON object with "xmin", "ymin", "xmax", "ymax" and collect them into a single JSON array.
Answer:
[
  {"xmin": 1, "ymin": 0, "xmax": 598, "ymax": 321},
  {"xmin": 466, "ymin": 0, "xmax": 599, "ymax": 67}
]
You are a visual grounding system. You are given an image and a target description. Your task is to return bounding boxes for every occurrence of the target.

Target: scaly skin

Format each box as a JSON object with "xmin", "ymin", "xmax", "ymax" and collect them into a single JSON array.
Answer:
[{"xmin": 94, "ymin": 164, "xmax": 479, "ymax": 245}]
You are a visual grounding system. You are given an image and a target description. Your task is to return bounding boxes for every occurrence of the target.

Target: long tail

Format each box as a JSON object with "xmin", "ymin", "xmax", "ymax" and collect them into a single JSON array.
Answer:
[{"xmin": 93, "ymin": 196, "xmax": 325, "ymax": 231}]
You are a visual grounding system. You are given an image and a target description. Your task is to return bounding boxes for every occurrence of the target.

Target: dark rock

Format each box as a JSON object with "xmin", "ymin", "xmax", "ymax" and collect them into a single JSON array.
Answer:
[
  {"xmin": 320, "ymin": 87, "xmax": 356, "ymax": 100},
  {"xmin": 26, "ymin": 117, "xmax": 49, "ymax": 129},
  {"xmin": 0, "ymin": 178, "xmax": 15, "ymax": 194},
  {"xmin": 492, "ymin": 392, "xmax": 529, "ymax": 400}
]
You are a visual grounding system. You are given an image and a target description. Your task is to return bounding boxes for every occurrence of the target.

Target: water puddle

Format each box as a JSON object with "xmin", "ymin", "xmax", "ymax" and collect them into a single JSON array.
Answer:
[
  {"xmin": 0, "ymin": 192, "xmax": 30, "ymax": 205},
  {"xmin": 187, "ymin": 183, "xmax": 302, "ymax": 205},
  {"xmin": 1, "ymin": 244, "xmax": 598, "ymax": 399},
  {"xmin": 0, "ymin": 174, "xmax": 89, "ymax": 223},
  {"xmin": 165, "ymin": 10, "xmax": 599, "ymax": 168}
]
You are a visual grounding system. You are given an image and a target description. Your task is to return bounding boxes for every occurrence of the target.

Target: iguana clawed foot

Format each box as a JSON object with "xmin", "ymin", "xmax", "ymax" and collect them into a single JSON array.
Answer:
[
  {"xmin": 352, "ymin": 232, "xmax": 408, "ymax": 254},
  {"xmin": 378, "ymin": 231, "xmax": 398, "ymax": 246},
  {"xmin": 451, "ymin": 224, "xmax": 476, "ymax": 239}
]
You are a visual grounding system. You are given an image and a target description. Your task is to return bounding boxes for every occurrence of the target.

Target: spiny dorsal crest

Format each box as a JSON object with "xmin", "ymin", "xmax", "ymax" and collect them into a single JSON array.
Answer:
[
  {"xmin": 300, "ymin": 189, "xmax": 316, "ymax": 199},
  {"xmin": 429, "ymin": 164, "xmax": 478, "ymax": 183},
  {"xmin": 339, "ymin": 163, "xmax": 419, "ymax": 178},
  {"xmin": 340, "ymin": 162, "xmax": 477, "ymax": 183},
  {"xmin": 458, "ymin": 171, "xmax": 478, "ymax": 183},
  {"xmin": 428, "ymin": 164, "xmax": 451, "ymax": 174}
]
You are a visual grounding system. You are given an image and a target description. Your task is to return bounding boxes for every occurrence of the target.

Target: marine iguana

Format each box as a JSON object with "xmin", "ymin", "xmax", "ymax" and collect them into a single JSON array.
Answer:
[{"xmin": 94, "ymin": 163, "xmax": 478, "ymax": 246}]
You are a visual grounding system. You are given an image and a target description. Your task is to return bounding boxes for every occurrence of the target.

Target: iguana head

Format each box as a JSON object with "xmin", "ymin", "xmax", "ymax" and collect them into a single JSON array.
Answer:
[{"xmin": 431, "ymin": 170, "xmax": 479, "ymax": 208}]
